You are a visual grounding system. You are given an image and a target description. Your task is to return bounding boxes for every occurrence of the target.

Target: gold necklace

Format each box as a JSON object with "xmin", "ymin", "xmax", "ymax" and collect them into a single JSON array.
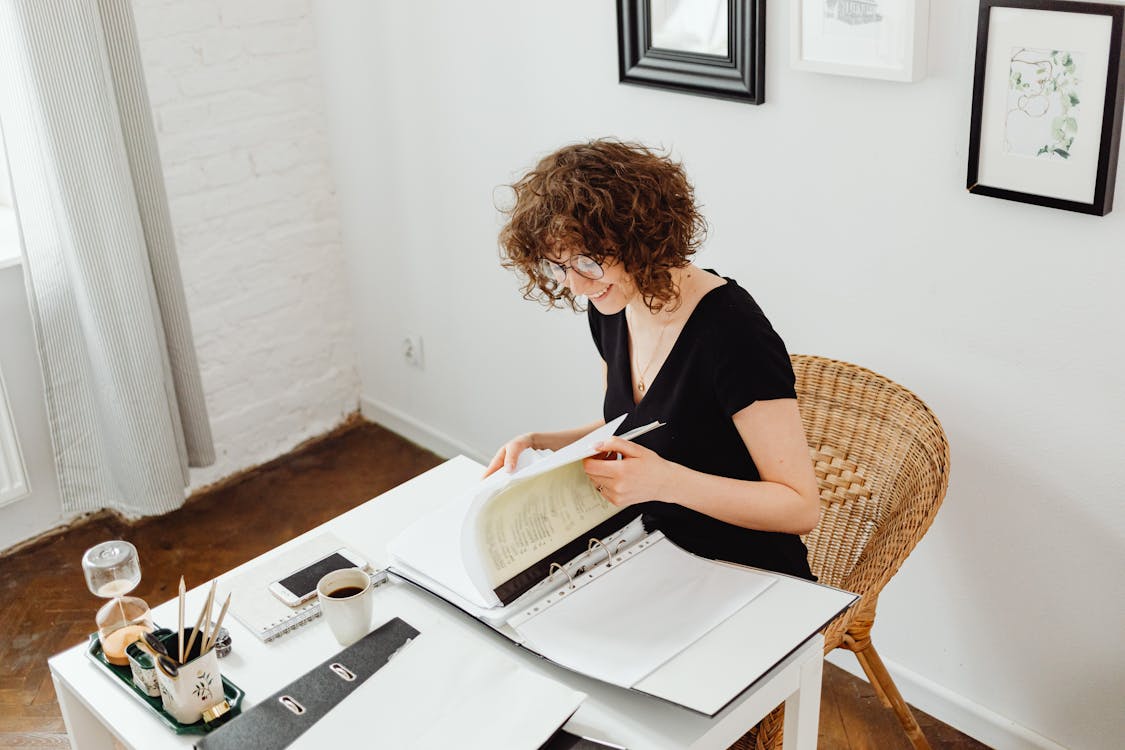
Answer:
[{"xmin": 630, "ymin": 314, "xmax": 671, "ymax": 393}]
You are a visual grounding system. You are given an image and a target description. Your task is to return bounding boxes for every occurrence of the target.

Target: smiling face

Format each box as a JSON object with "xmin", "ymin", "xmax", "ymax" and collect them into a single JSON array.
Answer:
[
  {"xmin": 543, "ymin": 249, "xmax": 636, "ymax": 314},
  {"xmin": 499, "ymin": 140, "xmax": 705, "ymax": 315}
]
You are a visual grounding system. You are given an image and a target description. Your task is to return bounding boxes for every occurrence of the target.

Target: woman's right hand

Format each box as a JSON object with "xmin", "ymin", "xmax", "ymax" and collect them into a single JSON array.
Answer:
[{"xmin": 482, "ymin": 433, "xmax": 536, "ymax": 478}]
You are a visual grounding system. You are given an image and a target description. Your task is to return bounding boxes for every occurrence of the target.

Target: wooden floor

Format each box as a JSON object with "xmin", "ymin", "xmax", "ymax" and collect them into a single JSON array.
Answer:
[{"xmin": 0, "ymin": 421, "xmax": 989, "ymax": 749}]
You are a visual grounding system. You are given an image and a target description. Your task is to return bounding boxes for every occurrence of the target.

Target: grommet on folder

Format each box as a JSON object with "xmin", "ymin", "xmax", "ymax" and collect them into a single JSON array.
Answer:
[
  {"xmin": 329, "ymin": 662, "xmax": 356, "ymax": 681},
  {"xmin": 195, "ymin": 618, "xmax": 421, "ymax": 750},
  {"xmin": 278, "ymin": 695, "xmax": 305, "ymax": 715}
]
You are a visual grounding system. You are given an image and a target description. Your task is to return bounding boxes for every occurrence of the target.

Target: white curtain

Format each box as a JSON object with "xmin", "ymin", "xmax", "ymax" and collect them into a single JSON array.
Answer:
[{"xmin": 0, "ymin": 0, "xmax": 214, "ymax": 516}]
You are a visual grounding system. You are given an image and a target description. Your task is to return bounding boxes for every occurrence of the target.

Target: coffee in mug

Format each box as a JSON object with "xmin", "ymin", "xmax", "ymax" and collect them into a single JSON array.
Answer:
[
  {"xmin": 327, "ymin": 586, "xmax": 364, "ymax": 599},
  {"xmin": 316, "ymin": 568, "xmax": 373, "ymax": 646}
]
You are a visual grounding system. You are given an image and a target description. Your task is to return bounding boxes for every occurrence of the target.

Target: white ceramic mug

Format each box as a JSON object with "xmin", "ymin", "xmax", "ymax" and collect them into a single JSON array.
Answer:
[{"xmin": 317, "ymin": 568, "xmax": 373, "ymax": 646}]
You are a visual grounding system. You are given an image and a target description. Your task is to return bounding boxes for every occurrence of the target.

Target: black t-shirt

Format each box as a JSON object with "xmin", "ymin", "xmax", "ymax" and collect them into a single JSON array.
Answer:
[{"xmin": 587, "ymin": 272, "xmax": 815, "ymax": 580}]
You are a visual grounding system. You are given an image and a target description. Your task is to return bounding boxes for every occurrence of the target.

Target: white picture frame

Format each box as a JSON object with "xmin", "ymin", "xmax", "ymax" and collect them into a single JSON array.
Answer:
[{"xmin": 790, "ymin": 0, "xmax": 930, "ymax": 82}]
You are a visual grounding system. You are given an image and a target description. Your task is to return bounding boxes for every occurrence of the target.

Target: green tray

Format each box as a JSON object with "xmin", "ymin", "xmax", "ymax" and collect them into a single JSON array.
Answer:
[{"xmin": 85, "ymin": 633, "xmax": 244, "ymax": 735}]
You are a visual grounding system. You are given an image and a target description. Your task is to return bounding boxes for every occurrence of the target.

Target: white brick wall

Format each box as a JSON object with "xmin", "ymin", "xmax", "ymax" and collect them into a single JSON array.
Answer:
[{"xmin": 131, "ymin": 0, "xmax": 360, "ymax": 489}]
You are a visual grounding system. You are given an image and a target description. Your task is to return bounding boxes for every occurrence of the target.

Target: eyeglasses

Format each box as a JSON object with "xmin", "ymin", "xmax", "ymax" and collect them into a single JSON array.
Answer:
[{"xmin": 539, "ymin": 255, "xmax": 604, "ymax": 284}]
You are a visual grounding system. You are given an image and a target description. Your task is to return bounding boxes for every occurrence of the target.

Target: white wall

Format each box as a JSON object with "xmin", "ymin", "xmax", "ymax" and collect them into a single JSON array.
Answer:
[
  {"xmin": 312, "ymin": 2, "xmax": 1125, "ymax": 749},
  {"xmin": 130, "ymin": 0, "xmax": 360, "ymax": 489}
]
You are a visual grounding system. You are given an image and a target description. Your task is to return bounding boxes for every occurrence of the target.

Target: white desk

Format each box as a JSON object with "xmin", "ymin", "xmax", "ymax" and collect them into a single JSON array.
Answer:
[{"xmin": 49, "ymin": 457, "xmax": 825, "ymax": 750}]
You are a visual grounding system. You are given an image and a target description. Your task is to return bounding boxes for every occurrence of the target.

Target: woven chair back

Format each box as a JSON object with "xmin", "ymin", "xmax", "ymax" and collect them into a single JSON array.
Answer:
[{"xmin": 792, "ymin": 355, "xmax": 950, "ymax": 592}]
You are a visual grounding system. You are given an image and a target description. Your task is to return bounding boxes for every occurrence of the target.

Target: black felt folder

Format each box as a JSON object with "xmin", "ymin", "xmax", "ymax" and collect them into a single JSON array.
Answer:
[{"xmin": 194, "ymin": 617, "xmax": 419, "ymax": 750}]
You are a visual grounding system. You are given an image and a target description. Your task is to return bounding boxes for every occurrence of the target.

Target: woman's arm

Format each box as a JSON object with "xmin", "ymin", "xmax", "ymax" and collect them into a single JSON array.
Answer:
[
  {"xmin": 582, "ymin": 398, "xmax": 821, "ymax": 534},
  {"xmin": 482, "ymin": 363, "xmax": 609, "ymax": 477},
  {"xmin": 481, "ymin": 419, "xmax": 608, "ymax": 477}
]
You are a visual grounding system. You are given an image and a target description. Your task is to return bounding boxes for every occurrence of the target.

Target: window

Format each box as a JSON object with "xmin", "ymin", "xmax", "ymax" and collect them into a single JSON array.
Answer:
[
  {"xmin": 0, "ymin": 127, "xmax": 29, "ymax": 506},
  {"xmin": 0, "ymin": 131, "xmax": 10, "ymax": 207},
  {"xmin": 0, "ymin": 126, "xmax": 20, "ymax": 267},
  {"xmin": 0, "ymin": 360, "xmax": 29, "ymax": 507}
]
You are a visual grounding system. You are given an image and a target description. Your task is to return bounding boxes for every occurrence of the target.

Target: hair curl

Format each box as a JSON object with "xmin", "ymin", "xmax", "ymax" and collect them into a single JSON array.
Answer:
[{"xmin": 498, "ymin": 139, "xmax": 707, "ymax": 312}]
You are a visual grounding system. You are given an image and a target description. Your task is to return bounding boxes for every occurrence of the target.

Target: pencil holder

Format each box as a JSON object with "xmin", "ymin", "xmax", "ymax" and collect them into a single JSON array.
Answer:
[
  {"xmin": 125, "ymin": 641, "xmax": 160, "ymax": 697},
  {"xmin": 155, "ymin": 628, "xmax": 223, "ymax": 724}
]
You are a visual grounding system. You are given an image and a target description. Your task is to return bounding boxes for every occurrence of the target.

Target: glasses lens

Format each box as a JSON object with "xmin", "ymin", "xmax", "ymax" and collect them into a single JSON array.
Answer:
[
  {"xmin": 539, "ymin": 259, "xmax": 565, "ymax": 284},
  {"xmin": 574, "ymin": 256, "xmax": 604, "ymax": 280}
]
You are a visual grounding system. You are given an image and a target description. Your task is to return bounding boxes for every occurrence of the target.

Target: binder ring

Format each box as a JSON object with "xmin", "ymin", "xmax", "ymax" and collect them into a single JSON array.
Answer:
[
  {"xmin": 588, "ymin": 538, "xmax": 613, "ymax": 567},
  {"xmin": 548, "ymin": 562, "xmax": 575, "ymax": 589}
]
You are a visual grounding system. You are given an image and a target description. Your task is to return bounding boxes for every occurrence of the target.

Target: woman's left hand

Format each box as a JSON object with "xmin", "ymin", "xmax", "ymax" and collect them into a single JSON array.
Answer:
[{"xmin": 582, "ymin": 437, "xmax": 676, "ymax": 508}]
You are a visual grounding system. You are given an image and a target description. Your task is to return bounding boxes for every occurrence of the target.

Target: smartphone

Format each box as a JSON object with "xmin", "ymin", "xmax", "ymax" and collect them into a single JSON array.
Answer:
[{"xmin": 267, "ymin": 548, "xmax": 369, "ymax": 607}]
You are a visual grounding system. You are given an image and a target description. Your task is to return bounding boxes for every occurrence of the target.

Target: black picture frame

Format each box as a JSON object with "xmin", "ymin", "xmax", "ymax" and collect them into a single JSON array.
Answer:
[
  {"xmin": 617, "ymin": 0, "xmax": 765, "ymax": 105},
  {"xmin": 967, "ymin": 0, "xmax": 1125, "ymax": 216}
]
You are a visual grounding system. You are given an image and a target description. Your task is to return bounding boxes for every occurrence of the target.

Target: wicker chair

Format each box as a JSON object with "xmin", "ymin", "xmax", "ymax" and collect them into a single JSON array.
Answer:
[{"xmin": 731, "ymin": 355, "xmax": 951, "ymax": 750}]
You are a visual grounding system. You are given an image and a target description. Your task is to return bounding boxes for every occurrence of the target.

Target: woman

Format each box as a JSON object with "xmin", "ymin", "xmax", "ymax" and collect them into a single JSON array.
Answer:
[{"xmin": 486, "ymin": 139, "xmax": 820, "ymax": 580}]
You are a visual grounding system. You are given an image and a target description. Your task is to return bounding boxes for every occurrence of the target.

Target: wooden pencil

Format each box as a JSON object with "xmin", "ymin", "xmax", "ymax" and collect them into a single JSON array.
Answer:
[
  {"xmin": 205, "ymin": 593, "xmax": 232, "ymax": 652},
  {"xmin": 177, "ymin": 576, "xmax": 186, "ymax": 664}
]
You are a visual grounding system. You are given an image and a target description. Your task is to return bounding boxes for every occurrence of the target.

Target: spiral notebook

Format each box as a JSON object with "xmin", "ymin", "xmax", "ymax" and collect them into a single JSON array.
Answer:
[{"xmin": 225, "ymin": 532, "xmax": 374, "ymax": 642}]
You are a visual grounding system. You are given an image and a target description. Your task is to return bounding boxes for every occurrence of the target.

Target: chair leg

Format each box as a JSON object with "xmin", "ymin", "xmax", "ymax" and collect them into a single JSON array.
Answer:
[
  {"xmin": 844, "ymin": 632, "xmax": 893, "ymax": 708},
  {"xmin": 847, "ymin": 636, "xmax": 932, "ymax": 750}
]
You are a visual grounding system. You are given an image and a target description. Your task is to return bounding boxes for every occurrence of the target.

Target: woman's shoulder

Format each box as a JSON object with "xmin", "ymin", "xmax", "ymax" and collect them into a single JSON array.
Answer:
[
  {"xmin": 692, "ymin": 272, "xmax": 791, "ymax": 363},
  {"xmin": 693, "ymin": 272, "xmax": 796, "ymax": 407},
  {"xmin": 695, "ymin": 271, "xmax": 771, "ymax": 328}
]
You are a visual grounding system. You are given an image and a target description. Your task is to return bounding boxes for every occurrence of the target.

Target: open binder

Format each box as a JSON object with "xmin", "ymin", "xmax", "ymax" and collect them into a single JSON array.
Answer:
[{"xmin": 387, "ymin": 416, "xmax": 858, "ymax": 716}]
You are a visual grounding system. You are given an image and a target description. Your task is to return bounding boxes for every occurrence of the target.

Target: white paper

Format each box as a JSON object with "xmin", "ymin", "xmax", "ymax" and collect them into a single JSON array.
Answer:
[
  {"xmin": 513, "ymin": 536, "xmax": 776, "ymax": 688},
  {"xmin": 294, "ymin": 620, "xmax": 585, "ymax": 750},
  {"xmin": 473, "ymin": 462, "xmax": 619, "ymax": 589},
  {"xmin": 389, "ymin": 417, "xmax": 628, "ymax": 609},
  {"xmin": 387, "ymin": 482, "xmax": 494, "ymax": 607}
]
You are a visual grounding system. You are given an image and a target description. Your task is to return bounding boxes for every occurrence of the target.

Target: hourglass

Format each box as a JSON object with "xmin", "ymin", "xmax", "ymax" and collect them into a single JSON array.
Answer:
[{"xmin": 82, "ymin": 540, "xmax": 153, "ymax": 665}]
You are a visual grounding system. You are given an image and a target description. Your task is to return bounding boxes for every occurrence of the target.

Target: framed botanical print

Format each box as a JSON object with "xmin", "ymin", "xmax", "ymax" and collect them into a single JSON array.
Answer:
[{"xmin": 966, "ymin": 0, "xmax": 1125, "ymax": 215}]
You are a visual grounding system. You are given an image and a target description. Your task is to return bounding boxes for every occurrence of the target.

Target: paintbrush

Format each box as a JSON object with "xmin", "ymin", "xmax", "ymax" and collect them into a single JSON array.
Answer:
[
  {"xmin": 177, "ymin": 576, "xmax": 186, "ymax": 664},
  {"xmin": 183, "ymin": 580, "xmax": 216, "ymax": 661},
  {"xmin": 205, "ymin": 593, "xmax": 232, "ymax": 653}
]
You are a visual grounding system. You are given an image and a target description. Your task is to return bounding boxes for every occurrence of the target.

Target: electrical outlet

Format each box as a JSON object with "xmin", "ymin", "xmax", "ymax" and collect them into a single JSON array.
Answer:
[{"xmin": 401, "ymin": 335, "xmax": 424, "ymax": 369}]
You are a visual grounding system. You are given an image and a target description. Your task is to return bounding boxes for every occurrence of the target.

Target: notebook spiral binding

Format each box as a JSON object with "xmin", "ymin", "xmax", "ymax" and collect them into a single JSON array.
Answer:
[{"xmin": 262, "ymin": 603, "xmax": 323, "ymax": 642}]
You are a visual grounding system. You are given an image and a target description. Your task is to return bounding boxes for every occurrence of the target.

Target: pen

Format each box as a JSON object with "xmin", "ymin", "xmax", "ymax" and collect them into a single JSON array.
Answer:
[
  {"xmin": 592, "ymin": 420, "xmax": 666, "ymax": 460},
  {"xmin": 617, "ymin": 420, "xmax": 665, "ymax": 441}
]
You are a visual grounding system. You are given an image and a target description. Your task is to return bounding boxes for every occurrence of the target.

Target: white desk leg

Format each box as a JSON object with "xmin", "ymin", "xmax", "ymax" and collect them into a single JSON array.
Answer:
[
  {"xmin": 51, "ymin": 671, "xmax": 119, "ymax": 750},
  {"xmin": 781, "ymin": 647, "xmax": 823, "ymax": 750}
]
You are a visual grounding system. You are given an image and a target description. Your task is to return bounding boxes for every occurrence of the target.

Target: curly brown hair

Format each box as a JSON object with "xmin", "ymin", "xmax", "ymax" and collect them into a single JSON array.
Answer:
[{"xmin": 498, "ymin": 139, "xmax": 706, "ymax": 312}]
